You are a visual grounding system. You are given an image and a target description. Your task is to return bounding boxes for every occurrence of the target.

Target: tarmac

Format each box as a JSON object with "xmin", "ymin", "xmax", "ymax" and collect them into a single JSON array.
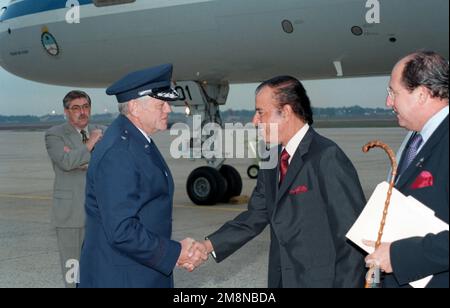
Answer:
[{"xmin": 0, "ymin": 127, "xmax": 406, "ymax": 288}]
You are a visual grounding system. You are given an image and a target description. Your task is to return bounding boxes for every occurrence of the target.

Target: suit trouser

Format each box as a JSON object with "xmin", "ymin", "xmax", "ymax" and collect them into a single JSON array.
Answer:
[{"xmin": 56, "ymin": 228, "xmax": 85, "ymax": 288}]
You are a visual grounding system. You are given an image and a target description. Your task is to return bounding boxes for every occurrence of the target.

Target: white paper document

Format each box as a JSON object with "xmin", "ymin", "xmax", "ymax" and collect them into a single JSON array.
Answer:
[{"xmin": 346, "ymin": 182, "xmax": 449, "ymax": 288}]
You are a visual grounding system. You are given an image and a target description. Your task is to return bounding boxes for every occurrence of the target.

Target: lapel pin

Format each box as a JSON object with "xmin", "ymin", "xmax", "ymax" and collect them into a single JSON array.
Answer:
[{"xmin": 416, "ymin": 157, "xmax": 425, "ymax": 168}]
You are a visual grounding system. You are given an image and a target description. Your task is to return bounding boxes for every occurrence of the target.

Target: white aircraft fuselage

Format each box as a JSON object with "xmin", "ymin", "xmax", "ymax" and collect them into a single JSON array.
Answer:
[{"xmin": 0, "ymin": 0, "xmax": 448, "ymax": 87}]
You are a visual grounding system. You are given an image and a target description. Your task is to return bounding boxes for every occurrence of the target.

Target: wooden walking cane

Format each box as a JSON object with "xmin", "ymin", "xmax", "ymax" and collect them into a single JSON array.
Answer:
[{"xmin": 362, "ymin": 140, "xmax": 398, "ymax": 288}]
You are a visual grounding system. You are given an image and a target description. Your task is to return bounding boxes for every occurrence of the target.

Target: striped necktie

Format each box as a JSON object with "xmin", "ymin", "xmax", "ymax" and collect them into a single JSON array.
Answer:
[{"xmin": 80, "ymin": 129, "xmax": 89, "ymax": 144}]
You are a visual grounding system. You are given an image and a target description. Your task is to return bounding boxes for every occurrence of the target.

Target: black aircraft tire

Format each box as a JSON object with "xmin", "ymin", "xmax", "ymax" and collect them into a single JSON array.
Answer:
[
  {"xmin": 219, "ymin": 165, "xmax": 243, "ymax": 202},
  {"xmin": 186, "ymin": 167, "xmax": 227, "ymax": 205},
  {"xmin": 247, "ymin": 164, "xmax": 260, "ymax": 179}
]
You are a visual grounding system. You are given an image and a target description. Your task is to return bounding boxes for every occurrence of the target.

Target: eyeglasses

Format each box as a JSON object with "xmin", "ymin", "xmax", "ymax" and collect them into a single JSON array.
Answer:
[
  {"xmin": 386, "ymin": 87, "xmax": 396, "ymax": 100},
  {"xmin": 67, "ymin": 104, "xmax": 91, "ymax": 112}
]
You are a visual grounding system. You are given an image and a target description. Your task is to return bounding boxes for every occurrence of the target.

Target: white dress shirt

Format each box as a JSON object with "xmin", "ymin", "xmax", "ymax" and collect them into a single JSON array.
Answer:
[{"xmin": 283, "ymin": 124, "xmax": 310, "ymax": 164}]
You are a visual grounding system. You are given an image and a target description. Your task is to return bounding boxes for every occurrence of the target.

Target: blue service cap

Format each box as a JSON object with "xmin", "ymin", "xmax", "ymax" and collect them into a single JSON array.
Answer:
[{"xmin": 106, "ymin": 63, "xmax": 179, "ymax": 103}]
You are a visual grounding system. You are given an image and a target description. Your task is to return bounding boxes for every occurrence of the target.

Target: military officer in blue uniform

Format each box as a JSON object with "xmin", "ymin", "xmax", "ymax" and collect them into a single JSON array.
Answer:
[{"xmin": 79, "ymin": 64, "xmax": 207, "ymax": 288}]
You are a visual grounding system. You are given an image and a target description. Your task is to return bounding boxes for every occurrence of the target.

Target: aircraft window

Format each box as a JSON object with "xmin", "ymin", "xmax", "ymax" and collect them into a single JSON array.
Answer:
[
  {"xmin": 93, "ymin": 0, "xmax": 136, "ymax": 7},
  {"xmin": 281, "ymin": 20, "xmax": 294, "ymax": 34},
  {"xmin": 351, "ymin": 26, "xmax": 363, "ymax": 36}
]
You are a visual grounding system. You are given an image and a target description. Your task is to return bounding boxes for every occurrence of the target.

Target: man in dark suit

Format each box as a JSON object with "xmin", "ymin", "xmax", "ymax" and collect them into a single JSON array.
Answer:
[
  {"xmin": 45, "ymin": 90, "xmax": 105, "ymax": 287},
  {"xmin": 365, "ymin": 51, "xmax": 449, "ymax": 288},
  {"xmin": 189, "ymin": 76, "xmax": 367, "ymax": 287},
  {"xmin": 79, "ymin": 64, "xmax": 206, "ymax": 288}
]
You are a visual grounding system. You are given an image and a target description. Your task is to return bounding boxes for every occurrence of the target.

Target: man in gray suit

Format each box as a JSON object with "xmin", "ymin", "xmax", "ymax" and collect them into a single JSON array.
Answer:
[
  {"xmin": 45, "ymin": 90, "xmax": 105, "ymax": 287},
  {"xmin": 186, "ymin": 76, "xmax": 366, "ymax": 287}
]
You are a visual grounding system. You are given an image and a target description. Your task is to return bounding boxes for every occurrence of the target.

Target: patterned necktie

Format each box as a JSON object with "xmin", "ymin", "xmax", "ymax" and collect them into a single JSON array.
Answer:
[
  {"xmin": 398, "ymin": 133, "xmax": 423, "ymax": 175},
  {"xmin": 80, "ymin": 129, "xmax": 89, "ymax": 144},
  {"xmin": 279, "ymin": 149, "xmax": 290, "ymax": 185}
]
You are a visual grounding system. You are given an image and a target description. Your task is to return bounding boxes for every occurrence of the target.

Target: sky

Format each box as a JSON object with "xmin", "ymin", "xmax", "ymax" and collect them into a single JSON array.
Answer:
[{"xmin": 0, "ymin": 0, "xmax": 391, "ymax": 116}]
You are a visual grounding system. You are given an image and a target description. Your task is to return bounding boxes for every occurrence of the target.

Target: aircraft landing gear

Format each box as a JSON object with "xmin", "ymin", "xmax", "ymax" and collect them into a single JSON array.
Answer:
[
  {"xmin": 186, "ymin": 164, "xmax": 242, "ymax": 206},
  {"xmin": 173, "ymin": 81, "xmax": 244, "ymax": 205},
  {"xmin": 186, "ymin": 166, "xmax": 227, "ymax": 206},
  {"xmin": 219, "ymin": 164, "xmax": 243, "ymax": 202}
]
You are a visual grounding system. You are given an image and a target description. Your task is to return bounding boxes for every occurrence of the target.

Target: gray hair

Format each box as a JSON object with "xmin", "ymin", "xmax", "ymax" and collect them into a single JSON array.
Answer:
[
  {"xmin": 118, "ymin": 102, "xmax": 130, "ymax": 115},
  {"xmin": 63, "ymin": 90, "xmax": 91, "ymax": 109},
  {"xmin": 119, "ymin": 97, "xmax": 153, "ymax": 115}
]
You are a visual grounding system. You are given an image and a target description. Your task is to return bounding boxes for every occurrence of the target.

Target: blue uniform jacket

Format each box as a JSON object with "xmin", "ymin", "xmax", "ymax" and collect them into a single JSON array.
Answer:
[{"xmin": 79, "ymin": 115, "xmax": 181, "ymax": 288}]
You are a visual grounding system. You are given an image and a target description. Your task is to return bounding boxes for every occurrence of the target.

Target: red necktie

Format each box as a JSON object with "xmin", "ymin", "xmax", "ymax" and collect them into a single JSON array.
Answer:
[{"xmin": 279, "ymin": 149, "xmax": 290, "ymax": 185}]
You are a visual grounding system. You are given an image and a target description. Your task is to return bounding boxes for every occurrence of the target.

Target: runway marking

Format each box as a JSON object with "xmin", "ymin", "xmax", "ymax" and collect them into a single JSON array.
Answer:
[{"xmin": 0, "ymin": 194, "xmax": 51, "ymax": 200}]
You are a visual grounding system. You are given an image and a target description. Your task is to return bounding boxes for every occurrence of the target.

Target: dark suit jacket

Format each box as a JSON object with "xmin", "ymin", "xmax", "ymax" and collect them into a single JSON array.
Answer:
[
  {"xmin": 79, "ymin": 115, "xmax": 181, "ymax": 288},
  {"xmin": 208, "ymin": 128, "xmax": 366, "ymax": 288},
  {"xmin": 384, "ymin": 116, "xmax": 449, "ymax": 288}
]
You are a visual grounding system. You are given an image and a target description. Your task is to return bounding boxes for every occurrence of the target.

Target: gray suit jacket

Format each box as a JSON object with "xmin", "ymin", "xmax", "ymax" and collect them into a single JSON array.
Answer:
[{"xmin": 45, "ymin": 123, "xmax": 106, "ymax": 228}]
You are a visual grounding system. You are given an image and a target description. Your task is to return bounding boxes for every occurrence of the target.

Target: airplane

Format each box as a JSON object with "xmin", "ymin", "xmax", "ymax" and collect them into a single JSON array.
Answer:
[{"xmin": 0, "ymin": 0, "xmax": 448, "ymax": 205}]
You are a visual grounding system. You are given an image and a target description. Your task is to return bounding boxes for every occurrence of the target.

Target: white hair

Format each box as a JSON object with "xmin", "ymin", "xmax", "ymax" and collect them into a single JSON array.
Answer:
[
  {"xmin": 119, "ymin": 96, "xmax": 157, "ymax": 115},
  {"xmin": 137, "ymin": 96, "xmax": 152, "ymax": 104},
  {"xmin": 118, "ymin": 101, "xmax": 130, "ymax": 115}
]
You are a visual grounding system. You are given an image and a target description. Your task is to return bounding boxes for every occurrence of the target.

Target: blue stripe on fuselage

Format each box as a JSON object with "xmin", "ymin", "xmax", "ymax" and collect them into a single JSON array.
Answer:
[{"xmin": 0, "ymin": 0, "xmax": 93, "ymax": 22}]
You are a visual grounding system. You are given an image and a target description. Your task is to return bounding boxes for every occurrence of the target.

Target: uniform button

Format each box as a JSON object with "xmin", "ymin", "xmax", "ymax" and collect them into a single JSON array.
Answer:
[{"xmin": 145, "ymin": 145, "xmax": 150, "ymax": 149}]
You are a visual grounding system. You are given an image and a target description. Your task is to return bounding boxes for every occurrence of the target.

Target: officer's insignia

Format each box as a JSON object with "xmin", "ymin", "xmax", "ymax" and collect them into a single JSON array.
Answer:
[{"xmin": 138, "ymin": 88, "xmax": 179, "ymax": 101}]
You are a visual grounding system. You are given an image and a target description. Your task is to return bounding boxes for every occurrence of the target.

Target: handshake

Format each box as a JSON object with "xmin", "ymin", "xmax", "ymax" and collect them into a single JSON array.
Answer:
[{"xmin": 177, "ymin": 238, "xmax": 213, "ymax": 272}]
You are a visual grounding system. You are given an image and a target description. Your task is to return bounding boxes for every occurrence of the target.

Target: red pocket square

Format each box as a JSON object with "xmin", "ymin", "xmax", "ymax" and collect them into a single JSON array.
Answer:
[
  {"xmin": 410, "ymin": 171, "xmax": 434, "ymax": 190},
  {"xmin": 290, "ymin": 185, "xmax": 309, "ymax": 195}
]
